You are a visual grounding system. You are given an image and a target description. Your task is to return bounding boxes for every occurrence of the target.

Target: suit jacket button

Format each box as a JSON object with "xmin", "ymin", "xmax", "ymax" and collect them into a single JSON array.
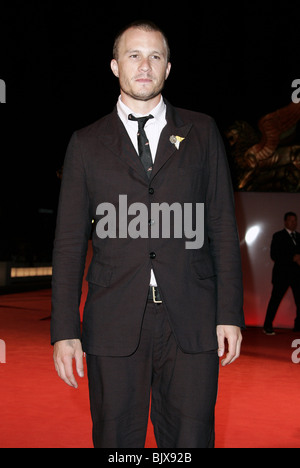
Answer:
[
  {"xmin": 149, "ymin": 252, "xmax": 156, "ymax": 259},
  {"xmin": 149, "ymin": 187, "xmax": 154, "ymax": 195}
]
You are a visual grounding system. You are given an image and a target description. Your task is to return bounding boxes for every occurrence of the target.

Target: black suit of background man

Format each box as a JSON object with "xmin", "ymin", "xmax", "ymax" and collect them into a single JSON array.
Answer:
[{"xmin": 264, "ymin": 212, "xmax": 300, "ymax": 334}]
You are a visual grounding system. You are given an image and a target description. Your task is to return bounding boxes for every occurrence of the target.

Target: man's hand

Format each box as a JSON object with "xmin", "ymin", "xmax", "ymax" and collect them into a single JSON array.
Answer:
[
  {"xmin": 53, "ymin": 339, "xmax": 84, "ymax": 388},
  {"xmin": 293, "ymin": 254, "xmax": 300, "ymax": 266},
  {"xmin": 217, "ymin": 325, "xmax": 242, "ymax": 367}
]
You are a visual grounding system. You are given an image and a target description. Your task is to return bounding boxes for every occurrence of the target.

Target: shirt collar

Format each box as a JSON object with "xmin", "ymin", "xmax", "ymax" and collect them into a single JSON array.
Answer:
[{"xmin": 117, "ymin": 95, "xmax": 166, "ymax": 126}]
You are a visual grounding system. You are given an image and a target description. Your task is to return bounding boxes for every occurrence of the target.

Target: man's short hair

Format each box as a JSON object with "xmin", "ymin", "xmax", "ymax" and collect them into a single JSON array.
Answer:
[
  {"xmin": 113, "ymin": 20, "xmax": 170, "ymax": 62},
  {"xmin": 284, "ymin": 212, "xmax": 297, "ymax": 220}
]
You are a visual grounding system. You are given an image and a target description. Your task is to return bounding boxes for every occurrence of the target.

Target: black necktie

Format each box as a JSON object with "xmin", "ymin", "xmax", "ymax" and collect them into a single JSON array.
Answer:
[
  {"xmin": 128, "ymin": 114, "xmax": 154, "ymax": 178},
  {"xmin": 291, "ymin": 232, "xmax": 297, "ymax": 245}
]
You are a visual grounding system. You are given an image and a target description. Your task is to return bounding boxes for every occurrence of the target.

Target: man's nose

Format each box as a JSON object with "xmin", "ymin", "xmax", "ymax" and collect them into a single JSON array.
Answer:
[{"xmin": 139, "ymin": 58, "xmax": 151, "ymax": 71}]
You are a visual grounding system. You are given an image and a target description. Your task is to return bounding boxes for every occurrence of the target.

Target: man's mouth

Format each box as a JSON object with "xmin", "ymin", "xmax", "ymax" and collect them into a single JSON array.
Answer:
[{"xmin": 135, "ymin": 76, "xmax": 153, "ymax": 83}]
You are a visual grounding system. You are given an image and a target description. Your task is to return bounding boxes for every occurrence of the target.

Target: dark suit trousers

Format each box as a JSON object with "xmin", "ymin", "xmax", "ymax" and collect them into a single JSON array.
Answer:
[
  {"xmin": 86, "ymin": 302, "xmax": 219, "ymax": 448},
  {"xmin": 264, "ymin": 276, "xmax": 300, "ymax": 329}
]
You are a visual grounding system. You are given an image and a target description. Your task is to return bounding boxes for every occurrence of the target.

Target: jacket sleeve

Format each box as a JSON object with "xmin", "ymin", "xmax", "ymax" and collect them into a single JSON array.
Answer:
[
  {"xmin": 51, "ymin": 132, "xmax": 91, "ymax": 345},
  {"xmin": 271, "ymin": 232, "xmax": 294, "ymax": 265},
  {"xmin": 205, "ymin": 119, "xmax": 245, "ymax": 329}
]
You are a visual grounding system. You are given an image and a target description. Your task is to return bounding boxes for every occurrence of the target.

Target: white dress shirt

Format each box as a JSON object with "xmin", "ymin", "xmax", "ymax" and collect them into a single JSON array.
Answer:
[{"xmin": 117, "ymin": 95, "xmax": 167, "ymax": 287}]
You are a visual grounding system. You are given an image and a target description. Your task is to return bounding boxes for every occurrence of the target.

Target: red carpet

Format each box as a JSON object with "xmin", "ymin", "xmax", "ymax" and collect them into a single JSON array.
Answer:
[{"xmin": 0, "ymin": 289, "xmax": 300, "ymax": 448}]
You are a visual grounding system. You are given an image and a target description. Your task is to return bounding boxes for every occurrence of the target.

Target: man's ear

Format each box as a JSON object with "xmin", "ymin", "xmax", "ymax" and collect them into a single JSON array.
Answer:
[
  {"xmin": 110, "ymin": 59, "xmax": 119, "ymax": 78},
  {"xmin": 165, "ymin": 62, "xmax": 171, "ymax": 80}
]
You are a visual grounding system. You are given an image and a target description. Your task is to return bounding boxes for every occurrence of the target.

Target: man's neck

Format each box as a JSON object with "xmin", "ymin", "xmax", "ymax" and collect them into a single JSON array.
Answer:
[{"xmin": 120, "ymin": 92, "xmax": 162, "ymax": 115}]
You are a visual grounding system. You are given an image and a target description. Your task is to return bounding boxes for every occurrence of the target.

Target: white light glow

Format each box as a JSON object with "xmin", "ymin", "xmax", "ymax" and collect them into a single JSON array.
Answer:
[{"xmin": 245, "ymin": 226, "xmax": 261, "ymax": 246}]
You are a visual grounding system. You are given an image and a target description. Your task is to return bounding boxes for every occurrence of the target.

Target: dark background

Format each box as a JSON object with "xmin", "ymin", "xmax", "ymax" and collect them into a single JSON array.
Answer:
[{"xmin": 0, "ymin": 1, "xmax": 299, "ymax": 263}]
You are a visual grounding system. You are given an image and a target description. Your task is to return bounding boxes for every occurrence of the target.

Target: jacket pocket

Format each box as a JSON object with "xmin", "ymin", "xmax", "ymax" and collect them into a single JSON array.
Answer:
[{"xmin": 85, "ymin": 260, "xmax": 114, "ymax": 287}]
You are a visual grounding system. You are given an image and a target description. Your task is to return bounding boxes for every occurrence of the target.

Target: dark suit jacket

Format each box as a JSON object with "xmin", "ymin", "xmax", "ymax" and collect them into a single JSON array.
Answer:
[
  {"xmin": 51, "ymin": 101, "xmax": 245, "ymax": 356},
  {"xmin": 271, "ymin": 229, "xmax": 300, "ymax": 284}
]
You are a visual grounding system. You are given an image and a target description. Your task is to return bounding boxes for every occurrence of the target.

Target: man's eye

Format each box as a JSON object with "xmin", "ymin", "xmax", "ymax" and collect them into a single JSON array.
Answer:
[
  {"xmin": 130, "ymin": 55, "xmax": 139, "ymax": 59},
  {"xmin": 151, "ymin": 55, "xmax": 160, "ymax": 60}
]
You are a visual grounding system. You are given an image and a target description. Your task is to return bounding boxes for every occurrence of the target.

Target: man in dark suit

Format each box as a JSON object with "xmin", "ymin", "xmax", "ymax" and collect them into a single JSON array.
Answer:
[
  {"xmin": 51, "ymin": 20, "xmax": 244, "ymax": 448},
  {"xmin": 264, "ymin": 212, "xmax": 300, "ymax": 335}
]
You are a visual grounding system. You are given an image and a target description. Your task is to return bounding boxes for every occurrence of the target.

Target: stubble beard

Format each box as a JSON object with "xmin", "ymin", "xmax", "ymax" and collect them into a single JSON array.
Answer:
[{"xmin": 120, "ymin": 77, "xmax": 165, "ymax": 103}]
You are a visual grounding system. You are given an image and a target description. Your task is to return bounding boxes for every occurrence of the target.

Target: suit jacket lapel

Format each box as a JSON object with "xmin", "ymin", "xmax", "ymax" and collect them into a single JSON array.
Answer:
[
  {"xmin": 100, "ymin": 108, "xmax": 148, "ymax": 181},
  {"xmin": 152, "ymin": 101, "xmax": 193, "ymax": 178},
  {"xmin": 100, "ymin": 102, "xmax": 193, "ymax": 181}
]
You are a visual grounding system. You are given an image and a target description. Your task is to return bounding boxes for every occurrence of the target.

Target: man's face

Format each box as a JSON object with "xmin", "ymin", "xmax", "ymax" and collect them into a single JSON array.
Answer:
[
  {"xmin": 285, "ymin": 215, "xmax": 297, "ymax": 231},
  {"xmin": 111, "ymin": 28, "xmax": 171, "ymax": 105}
]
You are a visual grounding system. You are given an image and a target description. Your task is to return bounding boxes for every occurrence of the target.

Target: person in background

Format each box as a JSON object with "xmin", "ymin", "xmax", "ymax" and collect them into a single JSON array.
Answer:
[{"xmin": 264, "ymin": 212, "xmax": 300, "ymax": 335}]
